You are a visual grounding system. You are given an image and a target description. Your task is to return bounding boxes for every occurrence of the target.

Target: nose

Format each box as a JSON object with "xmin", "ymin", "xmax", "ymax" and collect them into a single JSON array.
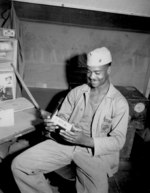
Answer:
[{"xmin": 89, "ymin": 72, "xmax": 96, "ymax": 79}]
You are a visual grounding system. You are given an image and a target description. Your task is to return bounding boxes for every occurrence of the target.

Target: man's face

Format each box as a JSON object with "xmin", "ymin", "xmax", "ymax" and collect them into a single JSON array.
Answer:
[{"xmin": 87, "ymin": 65, "xmax": 110, "ymax": 88}]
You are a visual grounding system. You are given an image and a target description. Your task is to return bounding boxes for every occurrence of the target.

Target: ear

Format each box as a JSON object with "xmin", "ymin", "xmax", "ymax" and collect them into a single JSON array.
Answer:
[{"xmin": 107, "ymin": 66, "xmax": 111, "ymax": 75}]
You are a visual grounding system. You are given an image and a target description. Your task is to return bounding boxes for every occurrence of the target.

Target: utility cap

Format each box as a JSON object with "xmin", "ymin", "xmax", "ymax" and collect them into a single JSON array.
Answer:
[{"xmin": 87, "ymin": 47, "xmax": 112, "ymax": 67}]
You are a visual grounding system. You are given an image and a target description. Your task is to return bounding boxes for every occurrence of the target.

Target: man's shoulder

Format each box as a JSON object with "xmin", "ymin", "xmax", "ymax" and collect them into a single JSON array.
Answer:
[
  {"xmin": 109, "ymin": 84, "xmax": 129, "ymax": 106},
  {"xmin": 71, "ymin": 84, "xmax": 89, "ymax": 93}
]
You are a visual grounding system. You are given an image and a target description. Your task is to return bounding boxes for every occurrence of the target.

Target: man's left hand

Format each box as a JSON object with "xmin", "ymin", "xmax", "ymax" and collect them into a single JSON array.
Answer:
[{"xmin": 59, "ymin": 126, "xmax": 94, "ymax": 148}]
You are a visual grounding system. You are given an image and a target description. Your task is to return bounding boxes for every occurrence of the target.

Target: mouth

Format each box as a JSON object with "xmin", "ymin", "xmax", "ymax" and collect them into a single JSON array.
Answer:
[
  {"xmin": 89, "ymin": 80, "xmax": 98, "ymax": 86},
  {"xmin": 90, "ymin": 79, "xmax": 97, "ymax": 83}
]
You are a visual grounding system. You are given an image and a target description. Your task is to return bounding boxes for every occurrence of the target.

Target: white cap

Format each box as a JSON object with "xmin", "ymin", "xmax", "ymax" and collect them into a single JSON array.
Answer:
[{"xmin": 87, "ymin": 47, "xmax": 112, "ymax": 67}]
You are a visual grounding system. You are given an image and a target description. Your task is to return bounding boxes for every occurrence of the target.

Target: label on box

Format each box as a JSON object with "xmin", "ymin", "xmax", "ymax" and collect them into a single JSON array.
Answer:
[
  {"xmin": 134, "ymin": 103, "xmax": 145, "ymax": 113},
  {"xmin": 51, "ymin": 115, "xmax": 72, "ymax": 131}
]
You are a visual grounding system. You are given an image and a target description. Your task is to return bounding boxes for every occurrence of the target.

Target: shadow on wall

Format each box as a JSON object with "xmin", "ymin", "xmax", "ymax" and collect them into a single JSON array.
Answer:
[
  {"xmin": 65, "ymin": 53, "xmax": 87, "ymax": 89},
  {"xmin": 46, "ymin": 53, "xmax": 88, "ymax": 113}
]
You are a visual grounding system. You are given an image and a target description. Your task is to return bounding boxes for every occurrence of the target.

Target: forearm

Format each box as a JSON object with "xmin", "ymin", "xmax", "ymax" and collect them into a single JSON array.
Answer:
[{"xmin": 77, "ymin": 136, "xmax": 94, "ymax": 148}]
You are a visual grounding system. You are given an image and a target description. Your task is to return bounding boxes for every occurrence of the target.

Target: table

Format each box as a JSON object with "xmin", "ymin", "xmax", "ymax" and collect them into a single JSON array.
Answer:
[{"xmin": 0, "ymin": 108, "xmax": 42, "ymax": 145}]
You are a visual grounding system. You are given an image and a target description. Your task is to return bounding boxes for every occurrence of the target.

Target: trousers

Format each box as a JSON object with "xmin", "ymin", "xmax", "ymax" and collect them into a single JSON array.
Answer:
[{"xmin": 11, "ymin": 139, "xmax": 108, "ymax": 193}]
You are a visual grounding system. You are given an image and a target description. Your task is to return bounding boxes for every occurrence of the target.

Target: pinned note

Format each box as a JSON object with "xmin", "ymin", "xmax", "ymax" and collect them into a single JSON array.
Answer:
[{"xmin": 0, "ymin": 109, "xmax": 14, "ymax": 127}]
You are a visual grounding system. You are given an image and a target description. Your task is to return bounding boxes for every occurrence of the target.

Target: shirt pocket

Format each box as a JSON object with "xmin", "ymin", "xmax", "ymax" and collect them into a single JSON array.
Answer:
[{"xmin": 101, "ymin": 116, "xmax": 112, "ymax": 134}]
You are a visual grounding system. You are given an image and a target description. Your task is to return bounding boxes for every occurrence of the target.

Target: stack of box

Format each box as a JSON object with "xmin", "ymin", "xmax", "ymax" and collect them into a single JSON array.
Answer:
[{"xmin": 116, "ymin": 86, "xmax": 149, "ymax": 160}]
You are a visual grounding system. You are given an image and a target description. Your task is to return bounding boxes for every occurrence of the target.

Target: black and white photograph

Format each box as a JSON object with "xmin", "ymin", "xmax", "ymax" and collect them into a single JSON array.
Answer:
[
  {"xmin": 0, "ymin": 72, "xmax": 14, "ymax": 101},
  {"xmin": 0, "ymin": 0, "xmax": 150, "ymax": 193}
]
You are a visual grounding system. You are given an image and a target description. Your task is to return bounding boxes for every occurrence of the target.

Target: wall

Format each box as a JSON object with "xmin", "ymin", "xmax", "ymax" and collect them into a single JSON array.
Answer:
[{"xmin": 22, "ymin": 21, "xmax": 150, "ymax": 93}]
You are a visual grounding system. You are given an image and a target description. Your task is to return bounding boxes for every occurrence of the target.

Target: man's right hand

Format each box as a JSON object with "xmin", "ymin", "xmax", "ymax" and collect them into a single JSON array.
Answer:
[
  {"xmin": 44, "ymin": 117, "xmax": 59, "ymax": 132},
  {"xmin": 40, "ymin": 109, "xmax": 51, "ymax": 119}
]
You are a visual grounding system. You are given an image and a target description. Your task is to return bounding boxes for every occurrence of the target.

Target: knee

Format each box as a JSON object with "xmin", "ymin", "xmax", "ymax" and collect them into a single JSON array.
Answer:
[
  {"xmin": 11, "ymin": 155, "xmax": 22, "ymax": 173},
  {"xmin": 72, "ymin": 151, "xmax": 88, "ymax": 168},
  {"xmin": 72, "ymin": 152, "xmax": 83, "ymax": 164}
]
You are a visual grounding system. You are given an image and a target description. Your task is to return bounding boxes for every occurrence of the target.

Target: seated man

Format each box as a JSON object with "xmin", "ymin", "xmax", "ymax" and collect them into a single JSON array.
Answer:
[{"xmin": 11, "ymin": 47, "xmax": 129, "ymax": 193}]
